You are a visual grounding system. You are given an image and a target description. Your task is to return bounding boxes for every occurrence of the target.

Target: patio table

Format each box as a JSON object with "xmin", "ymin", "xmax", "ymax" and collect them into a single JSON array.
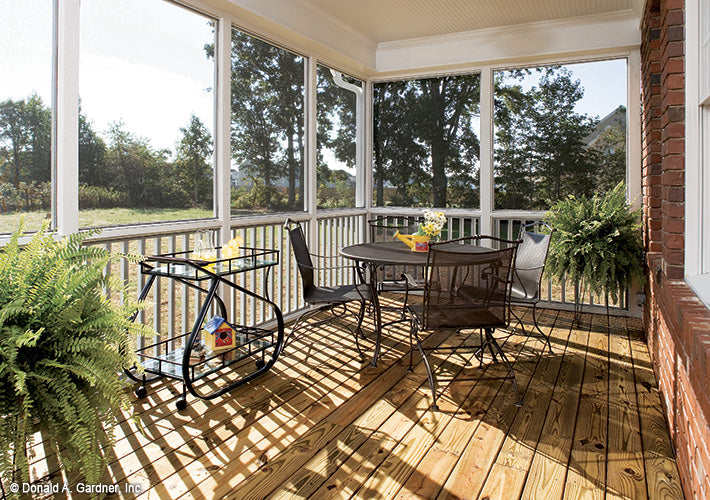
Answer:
[{"xmin": 341, "ymin": 240, "xmax": 495, "ymax": 366}]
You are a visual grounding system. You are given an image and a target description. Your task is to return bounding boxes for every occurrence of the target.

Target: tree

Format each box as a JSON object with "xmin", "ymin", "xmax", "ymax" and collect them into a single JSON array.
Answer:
[
  {"xmin": 373, "ymin": 75, "xmax": 480, "ymax": 208},
  {"xmin": 78, "ymin": 105, "xmax": 107, "ymax": 187},
  {"xmin": 0, "ymin": 95, "xmax": 51, "ymax": 187},
  {"xmin": 494, "ymin": 67, "xmax": 602, "ymax": 210},
  {"xmin": 175, "ymin": 114, "xmax": 213, "ymax": 207},
  {"xmin": 225, "ymin": 30, "xmax": 305, "ymax": 212}
]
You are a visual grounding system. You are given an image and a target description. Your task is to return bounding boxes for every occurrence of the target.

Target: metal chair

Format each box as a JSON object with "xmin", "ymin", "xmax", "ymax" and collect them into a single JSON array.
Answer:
[
  {"xmin": 283, "ymin": 219, "xmax": 372, "ymax": 357},
  {"xmin": 510, "ymin": 222, "xmax": 555, "ymax": 353},
  {"xmin": 367, "ymin": 216, "xmax": 425, "ymax": 326},
  {"xmin": 407, "ymin": 235, "xmax": 522, "ymax": 410}
]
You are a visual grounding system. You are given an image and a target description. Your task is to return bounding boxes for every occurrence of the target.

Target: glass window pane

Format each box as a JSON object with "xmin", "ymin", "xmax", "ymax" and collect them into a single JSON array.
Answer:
[
  {"xmin": 79, "ymin": 0, "xmax": 216, "ymax": 228},
  {"xmin": 373, "ymin": 74, "xmax": 481, "ymax": 209},
  {"xmin": 230, "ymin": 29, "xmax": 305, "ymax": 215},
  {"xmin": 0, "ymin": 0, "xmax": 53, "ymax": 234},
  {"xmin": 317, "ymin": 65, "xmax": 360, "ymax": 209},
  {"xmin": 493, "ymin": 60, "xmax": 627, "ymax": 210}
]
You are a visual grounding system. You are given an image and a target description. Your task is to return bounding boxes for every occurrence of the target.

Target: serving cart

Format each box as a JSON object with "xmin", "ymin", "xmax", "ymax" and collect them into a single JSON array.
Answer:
[{"xmin": 125, "ymin": 246, "xmax": 284, "ymax": 410}]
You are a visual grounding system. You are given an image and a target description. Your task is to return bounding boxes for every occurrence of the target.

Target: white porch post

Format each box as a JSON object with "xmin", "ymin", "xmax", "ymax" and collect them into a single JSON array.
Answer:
[
  {"xmin": 54, "ymin": 0, "xmax": 79, "ymax": 235},
  {"xmin": 363, "ymin": 79, "xmax": 373, "ymax": 241},
  {"xmin": 479, "ymin": 66, "xmax": 494, "ymax": 236},
  {"xmin": 306, "ymin": 58, "xmax": 318, "ymax": 250},
  {"xmin": 216, "ymin": 17, "xmax": 232, "ymax": 245},
  {"xmin": 627, "ymin": 50, "xmax": 642, "ymax": 210}
]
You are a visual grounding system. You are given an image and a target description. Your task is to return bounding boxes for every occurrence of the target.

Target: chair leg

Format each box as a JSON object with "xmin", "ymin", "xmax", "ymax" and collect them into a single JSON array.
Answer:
[
  {"xmin": 408, "ymin": 319, "xmax": 414, "ymax": 373},
  {"xmin": 280, "ymin": 307, "xmax": 324, "ymax": 355},
  {"xmin": 356, "ymin": 300, "xmax": 367, "ymax": 340},
  {"xmin": 412, "ymin": 329, "xmax": 438, "ymax": 411},
  {"xmin": 484, "ymin": 328, "xmax": 523, "ymax": 407},
  {"xmin": 510, "ymin": 307, "xmax": 526, "ymax": 336},
  {"xmin": 532, "ymin": 303, "xmax": 554, "ymax": 354}
]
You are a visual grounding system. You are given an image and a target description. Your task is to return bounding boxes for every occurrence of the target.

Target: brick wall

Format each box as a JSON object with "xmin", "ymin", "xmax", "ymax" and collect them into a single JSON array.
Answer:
[{"xmin": 641, "ymin": 1, "xmax": 710, "ymax": 498}]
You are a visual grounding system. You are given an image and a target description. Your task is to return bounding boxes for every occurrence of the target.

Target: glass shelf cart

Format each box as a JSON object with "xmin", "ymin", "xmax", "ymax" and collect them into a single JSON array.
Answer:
[{"xmin": 125, "ymin": 246, "xmax": 284, "ymax": 410}]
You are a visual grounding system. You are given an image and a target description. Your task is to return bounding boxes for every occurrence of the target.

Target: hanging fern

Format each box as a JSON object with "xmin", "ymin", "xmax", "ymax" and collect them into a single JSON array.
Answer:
[
  {"xmin": 544, "ymin": 181, "xmax": 645, "ymax": 303},
  {"xmin": 0, "ymin": 221, "xmax": 152, "ymax": 497}
]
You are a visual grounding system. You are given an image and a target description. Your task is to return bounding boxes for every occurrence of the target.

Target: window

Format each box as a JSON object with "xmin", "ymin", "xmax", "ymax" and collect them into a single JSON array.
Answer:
[
  {"xmin": 686, "ymin": 0, "xmax": 710, "ymax": 305},
  {"xmin": 0, "ymin": 0, "xmax": 53, "ymax": 234},
  {"xmin": 373, "ymin": 74, "xmax": 481, "ymax": 208},
  {"xmin": 493, "ymin": 60, "xmax": 627, "ymax": 210},
  {"xmin": 229, "ymin": 29, "xmax": 305, "ymax": 215},
  {"xmin": 317, "ymin": 65, "xmax": 361, "ymax": 209},
  {"xmin": 78, "ymin": 0, "xmax": 216, "ymax": 228}
]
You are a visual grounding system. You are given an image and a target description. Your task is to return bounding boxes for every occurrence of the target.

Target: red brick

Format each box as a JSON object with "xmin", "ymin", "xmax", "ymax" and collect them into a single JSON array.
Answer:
[
  {"xmin": 664, "ymin": 232, "xmax": 685, "ymax": 249},
  {"xmin": 663, "ymin": 90, "xmax": 685, "ymax": 107},
  {"xmin": 663, "ymin": 122, "xmax": 686, "ymax": 139},
  {"xmin": 666, "ymin": 9, "xmax": 684, "ymax": 26},
  {"xmin": 663, "ymin": 155, "xmax": 685, "ymax": 170},
  {"xmin": 666, "ymin": 218, "xmax": 685, "ymax": 233},
  {"xmin": 663, "ymin": 139, "xmax": 685, "ymax": 155},
  {"xmin": 664, "ymin": 73, "xmax": 685, "ymax": 90},
  {"xmin": 662, "ymin": 169, "xmax": 685, "ymax": 186}
]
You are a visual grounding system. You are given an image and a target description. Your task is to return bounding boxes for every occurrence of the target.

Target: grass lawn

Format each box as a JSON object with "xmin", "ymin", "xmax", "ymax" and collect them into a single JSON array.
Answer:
[{"xmin": 0, "ymin": 208, "xmax": 214, "ymax": 235}]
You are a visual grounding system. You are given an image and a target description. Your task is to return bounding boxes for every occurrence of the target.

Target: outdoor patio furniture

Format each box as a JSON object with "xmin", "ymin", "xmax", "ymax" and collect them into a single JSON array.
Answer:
[
  {"xmin": 510, "ymin": 222, "xmax": 555, "ymax": 353},
  {"xmin": 283, "ymin": 219, "xmax": 372, "ymax": 357},
  {"xmin": 341, "ymin": 240, "xmax": 447, "ymax": 366},
  {"xmin": 367, "ymin": 216, "xmax": 426, "ymax": 328},
  {"xmin": 406, "ymin": 235, "xmax": 522, "ymax": 410}
]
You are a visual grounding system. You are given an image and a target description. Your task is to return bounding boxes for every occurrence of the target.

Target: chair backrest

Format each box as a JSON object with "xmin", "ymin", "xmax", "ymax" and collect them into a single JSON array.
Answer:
[
  {"xmin": 513, "ymin": 223, "xmax": 553, "ymax": 301},
  {"xmin": 286, "ymin": 220, "xmax": 315, "ymax": 294},
  {"xmin": 423, "ymin": 236, "xmax": 519, "ymax": 330},
  {"xmin": 368, "ymin": 216, "xmax": 422, "ymax": 242}
]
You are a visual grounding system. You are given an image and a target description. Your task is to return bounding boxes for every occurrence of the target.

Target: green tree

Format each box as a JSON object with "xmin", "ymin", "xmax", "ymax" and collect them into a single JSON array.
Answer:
[
  {"xmin": 0, "ymin": 95, "xmax": 51, "ymax": 187},
  {"xmin": 224, "ymin": 30, "xmax": 305, "ymax": 212},
  {"xmin": 78, "ymin": 105, "xmax": 107, "ymax": 187},
  {"xmin": 373, "ymin": 75, "xmax": 480, "ymax": 208},
  {"xmin": 175, "ymin": 114, "xmax": 213, "ymax": 207},
  {"xmin": 494, "ymin": 67, "xmax": 602, "ymax": 210}
]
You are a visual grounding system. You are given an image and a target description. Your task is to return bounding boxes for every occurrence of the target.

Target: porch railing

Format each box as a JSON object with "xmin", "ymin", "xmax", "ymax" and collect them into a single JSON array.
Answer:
[{"xmin": 90, "ymin": 209, "xmax": 631, "ymax": 342}]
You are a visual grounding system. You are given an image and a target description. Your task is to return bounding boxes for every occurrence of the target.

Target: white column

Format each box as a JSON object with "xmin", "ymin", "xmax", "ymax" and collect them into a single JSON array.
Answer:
[
  {"xmin": 306, "ymin": 58, "xmax": 318, "ymax": 250},
  {"xmin": 54, "ymin": 0, "xmax": 80, "ymax": 235},
  {"xmin": 627, "ymin": 50, "xmax": 643, "ymax": 211},
  {"xmin": 216, "ymin": 18, "xmax": 232, "ymax": 245},
  {"xmin": 362, "ymin": 80, "xmax": 374, "ymax": 241},
  {"xmin": 479, "ymin": 66, "xmax": 494, "ymax": 236}
]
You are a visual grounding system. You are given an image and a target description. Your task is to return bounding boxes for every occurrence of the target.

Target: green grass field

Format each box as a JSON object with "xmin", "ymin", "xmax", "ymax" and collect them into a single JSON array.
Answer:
[{"xmin": 0, "ymin": 208, "xmax": 214, "ymax": 235}]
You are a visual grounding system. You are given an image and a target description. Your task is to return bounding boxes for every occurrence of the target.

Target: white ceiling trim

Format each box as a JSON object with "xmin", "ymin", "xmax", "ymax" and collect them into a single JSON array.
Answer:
[{"xmin": 376, "ymin": 10, "xmax": 642, "ymax": 74}]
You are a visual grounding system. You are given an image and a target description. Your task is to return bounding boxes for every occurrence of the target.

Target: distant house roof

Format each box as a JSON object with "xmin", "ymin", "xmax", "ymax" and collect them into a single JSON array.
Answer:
[{"xmin": 584, "ymin": 105, "xmax": 626, "ymax": 147}]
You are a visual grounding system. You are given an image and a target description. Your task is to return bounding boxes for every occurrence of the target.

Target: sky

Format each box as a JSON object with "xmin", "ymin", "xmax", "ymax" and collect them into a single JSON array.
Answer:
[{"xmin": 1, "ymin": 0, "xmax": 627, "ymax": 162}]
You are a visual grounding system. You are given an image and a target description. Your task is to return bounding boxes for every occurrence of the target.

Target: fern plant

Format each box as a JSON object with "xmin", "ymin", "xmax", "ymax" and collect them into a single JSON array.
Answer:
[
  {"xmin": 544, "ymin": 182, "xmax": 645, "ymax": 304},
  {"xmin": 0, "ymin": 221, "xmax": 151, "ymax": 496}
]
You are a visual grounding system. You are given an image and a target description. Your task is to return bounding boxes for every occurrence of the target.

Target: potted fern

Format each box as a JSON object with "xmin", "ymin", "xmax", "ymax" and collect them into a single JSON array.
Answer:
[
  {"xmin": 0, "ymin": 222, "xmax": 150, "ymax": 497},
  {"xmin": 544, "ymin": 182, "xmax": 645, "ymax": 314}
]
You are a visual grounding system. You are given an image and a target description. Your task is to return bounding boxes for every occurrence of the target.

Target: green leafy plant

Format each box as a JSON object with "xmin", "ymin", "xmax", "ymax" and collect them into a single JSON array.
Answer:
[
  {"xmin": 0, "ymin": 221, "xmax": 150, "ymax": 495},
  {"xmin": 544, "ymin": 181, "xmax": 645, "ymax": 303}
]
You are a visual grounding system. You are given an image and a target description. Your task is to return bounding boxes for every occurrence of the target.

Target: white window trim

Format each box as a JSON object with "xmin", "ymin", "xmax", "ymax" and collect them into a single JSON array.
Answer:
[{"xmin": 685, "ymin": 0, "xmax": 710, "ymax": 307}]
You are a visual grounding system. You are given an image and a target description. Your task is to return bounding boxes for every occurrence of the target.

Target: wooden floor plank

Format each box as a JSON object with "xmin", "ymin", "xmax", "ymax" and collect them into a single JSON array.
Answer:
[
  {"xmin": 518, "ymin": 312, "xmax": 591, "ymax": 500},
  {"xmin": 474, "ymin": 309, "xmax": 572, "ymax": 500},
  {"xmin": 626, "ymin": 317, "xmax": 685, "ymax": 500},
  {"xmin": 24, "ymin": 306, "xmax": 684, "ymax": 500},
  {"xmin": 562, "ymin": 314, "xmax": 610, "ymax": 500},
  {"xmin": 606, "ymin": 315, "xmax": 648, "ymax": 500}
]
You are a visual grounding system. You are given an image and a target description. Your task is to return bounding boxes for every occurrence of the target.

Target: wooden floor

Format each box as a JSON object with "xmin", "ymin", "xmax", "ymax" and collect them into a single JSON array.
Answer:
[{"xmin": 29, "ymin": 300, "xmax": 685, "ymax": 500}]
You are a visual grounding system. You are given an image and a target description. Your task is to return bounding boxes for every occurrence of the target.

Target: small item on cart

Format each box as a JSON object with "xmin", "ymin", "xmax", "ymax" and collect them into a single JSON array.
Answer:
[
  {"xmin": 222, "ymin": 236, "xmax": 244, "ymax": 260},
  {"xmin": 189, "ymin": 339, "xmax": 207, "ymax": 365},
  {"xmin": 204, "ymin": 316, "xmax": 237, "ymax": 351}
]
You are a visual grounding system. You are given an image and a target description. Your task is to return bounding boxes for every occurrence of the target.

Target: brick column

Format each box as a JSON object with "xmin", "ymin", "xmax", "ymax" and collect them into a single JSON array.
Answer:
[
  {"xmin": 660, "ymin": 0, "xmax": 685, "ymax": 279},
  {"xmin": 641, "ymin": 0, "xmax": 663, "ymax": 253}
]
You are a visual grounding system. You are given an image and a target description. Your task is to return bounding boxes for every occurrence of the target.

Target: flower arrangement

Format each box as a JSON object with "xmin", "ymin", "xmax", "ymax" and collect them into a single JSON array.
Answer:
[{"xmin": 417, "ymin": 210, "xmax": 446, "ymax": 239}]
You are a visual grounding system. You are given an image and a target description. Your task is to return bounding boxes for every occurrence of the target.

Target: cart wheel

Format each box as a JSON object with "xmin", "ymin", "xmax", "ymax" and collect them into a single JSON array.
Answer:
[
  {"xmin": 255, "ymin": 359, "xmax": 266, "ymax": 370},
  {"xmin": 176, "ymin": 398, "xmax": 187, "ymax": 411},
  {"xmin": 135, "ymin": 386, "xmax": 148, "ymax": 399}
]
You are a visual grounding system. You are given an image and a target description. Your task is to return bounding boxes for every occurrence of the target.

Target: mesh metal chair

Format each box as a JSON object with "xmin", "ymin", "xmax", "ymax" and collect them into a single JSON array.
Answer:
[
  {"xmin": 283, "ymin": 219, "xmax": 372, "ymax": 357},
  {"xmin": 407, "ymin": 236, "xmax": 522, "ymax": 410},
  {"xmin": 367, "ymin": 216, "xmax": 425, "ymax": 326},
  {"xmin": 510, "ymin": 222, "xmax": 554, "ymax": 353}
]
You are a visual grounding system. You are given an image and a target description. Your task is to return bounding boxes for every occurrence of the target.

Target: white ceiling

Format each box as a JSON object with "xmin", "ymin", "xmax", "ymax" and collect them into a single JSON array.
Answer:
[{"xmin": 295, "ymin": 0, "xmax": 640, "ymax": 44}]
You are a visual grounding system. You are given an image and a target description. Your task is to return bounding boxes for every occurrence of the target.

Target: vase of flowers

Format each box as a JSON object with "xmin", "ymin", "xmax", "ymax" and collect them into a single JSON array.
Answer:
[{"xmin": 418, "ymin": 210, "xmax": 447, "ymax": 242}]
